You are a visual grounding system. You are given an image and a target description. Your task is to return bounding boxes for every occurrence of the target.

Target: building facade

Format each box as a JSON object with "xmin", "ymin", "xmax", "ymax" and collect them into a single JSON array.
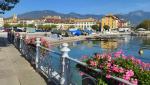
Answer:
[
  {"xmin": 101, "ymin": 14, "xmax": 129, "ymax": 32},
  {"xmin": 101, "ymin": 14, "xmax": 119, "ymax": 31},
  {"xmin": 42, "ymin": 16, "xmax": 97, "ymax": 30},
  {"xmin": 4, "ymin": 14, "xmax": 18, "ymax": 25},
  {"xmin": 0, "ymin": 16, "xmax": 4, "ymax": 27},
  {"xmin": 73, "ymin": 18, "xmax": 97, "ymax": 30}
]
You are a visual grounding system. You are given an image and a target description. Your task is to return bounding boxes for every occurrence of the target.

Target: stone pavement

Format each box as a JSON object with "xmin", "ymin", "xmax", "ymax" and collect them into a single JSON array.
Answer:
[{"xmin": 0, "ymin": 33, "xmax": 47, "ymax": 85}]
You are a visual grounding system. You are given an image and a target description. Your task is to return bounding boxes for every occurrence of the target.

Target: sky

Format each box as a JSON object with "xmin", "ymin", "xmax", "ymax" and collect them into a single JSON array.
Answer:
[{"xmin": 3, "ymin": 0, "xmax": 150, "ymax": 17}]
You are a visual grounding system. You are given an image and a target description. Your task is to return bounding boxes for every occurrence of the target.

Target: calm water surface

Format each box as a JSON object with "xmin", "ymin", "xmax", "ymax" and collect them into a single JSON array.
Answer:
[{"xmin": 52, "ymin": 35, "xmax": 150, "ymax": 63}]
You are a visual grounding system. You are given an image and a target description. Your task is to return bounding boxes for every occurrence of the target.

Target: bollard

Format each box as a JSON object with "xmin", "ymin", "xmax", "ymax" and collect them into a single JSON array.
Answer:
[
  {"xmin": 19, "ymin": 35, "xmax": 23, "ymax": 51},
  {"xmin": 35, "ymin": 37, "xmax": 41, "ymax": 69},
  {"xmin": 60, "ymin": 43, "xmax": 70, "ymax": 85}
]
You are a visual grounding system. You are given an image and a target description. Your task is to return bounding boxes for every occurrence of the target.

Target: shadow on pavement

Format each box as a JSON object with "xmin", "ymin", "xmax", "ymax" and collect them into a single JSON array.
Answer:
[{"xmin": 0, "ymin": 37, "xmax": 10, "ymax": 47}]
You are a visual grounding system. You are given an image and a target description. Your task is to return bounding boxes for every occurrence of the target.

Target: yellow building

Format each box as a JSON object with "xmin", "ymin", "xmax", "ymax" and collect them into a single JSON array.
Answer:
[{"xmin": 101, "ymin": 14, "xmax": 120, "ymax": 31}]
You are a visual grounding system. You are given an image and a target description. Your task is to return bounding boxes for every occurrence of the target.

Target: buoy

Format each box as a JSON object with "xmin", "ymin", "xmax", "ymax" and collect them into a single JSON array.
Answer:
[{"xmin": 139, "ymin": 48, "xmax": 144, "ymax": 55}]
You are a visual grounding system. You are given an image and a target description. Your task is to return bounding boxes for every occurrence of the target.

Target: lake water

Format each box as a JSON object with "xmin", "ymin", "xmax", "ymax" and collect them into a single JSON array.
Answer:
[
  {"xmin": 52, "ymin": 35, "xmax": 150, "ymax": 63},
  {"xmin": 49, "ymin": 35, "xmax": 150, "ymax": 84}
]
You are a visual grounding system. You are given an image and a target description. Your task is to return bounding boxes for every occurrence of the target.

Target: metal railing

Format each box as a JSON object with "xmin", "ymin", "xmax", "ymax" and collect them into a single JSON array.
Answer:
[{"xmin": 8, "ymin": 33, "xmax": 134, "ymax": 85}]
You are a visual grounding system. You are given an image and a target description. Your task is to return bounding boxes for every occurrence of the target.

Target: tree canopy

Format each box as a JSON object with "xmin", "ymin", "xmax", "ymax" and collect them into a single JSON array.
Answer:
[
  {"xmin": 91, "ymin": 25, "xmax": 99, "ymax": 31},
  {"xmin": 38, "ymin": 25, "xmax": 57, "ymax": 31},
  {"xmin": 103, "ymin": 25, "xmax": 110, "ymax": 31},
  {"xmin": 136, "ymin": 20, "xmax": 150, "ymax": 30},
  {"xmin": 0, "ymin": 0, "xmax": 19, "ymax": 13}
]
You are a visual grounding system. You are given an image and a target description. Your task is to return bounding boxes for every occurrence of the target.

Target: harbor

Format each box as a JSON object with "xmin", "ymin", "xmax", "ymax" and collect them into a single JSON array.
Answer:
[
  {"xmin": 0, "ymin": 0, "xmax": 150, "ymax": 84},
  {"xmin": 0, "ymin": 31, "xmax": 149, "ymax": 85}
]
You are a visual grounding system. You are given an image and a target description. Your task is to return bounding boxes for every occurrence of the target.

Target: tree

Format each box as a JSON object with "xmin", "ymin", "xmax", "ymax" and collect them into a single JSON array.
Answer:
[
  {"xmin": 136, "ymin": 20, "xmax": 150, "ymax": 30},
  {"xmin": 51, "ymin": 25, "xmax": 57, "ymax": 28},
  {"xmin": 44, "ymin": 25, "xmax": 51, "ymax": 31},
  {"xmin": 103, "ymin": 25, "xmax": 110, "ymax": 31},
  {"xmin": 68, "ymin": 25, "xmax": 75, "ymax": 29},
  {"xmin": 27, "ymin": 24, "xmax": 35, "ymax": 28},
  {"xmin": 91, "ymin": 25, "xmax": 99, "ymax": 31},
  {"xmin": 15, "ymin": 24, "xmax": 24, "ymax": 27},
  {"xmin": 37, "ymin": 25, "xmax": 57, "ymax": 31},
  {"xmin": 4, "ymin": 23, "xmax": 11, "ymax": 28},
  {"xmin": 0, "ymin": 0, "xmax": 19, "ymax": 13}
]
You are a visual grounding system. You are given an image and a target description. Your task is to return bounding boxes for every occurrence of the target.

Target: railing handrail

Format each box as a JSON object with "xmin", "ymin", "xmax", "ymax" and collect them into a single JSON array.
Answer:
[
  {"xmin": 66, "ymin": 57, "xmax": 133, "ymax": 85},
  {"xmin": 39, "ymin": 45, "xmax": 62, "ymax": 56},
  {"xmin": 10, "ymin": 33, "xmax": 134, "ymax": 85}
]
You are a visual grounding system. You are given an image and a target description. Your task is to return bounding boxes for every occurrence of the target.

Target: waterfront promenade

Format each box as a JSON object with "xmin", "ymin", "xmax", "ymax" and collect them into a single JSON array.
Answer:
[{"xmin": 0, "ymin": 33, "xmax": 46, "ymax": 85}]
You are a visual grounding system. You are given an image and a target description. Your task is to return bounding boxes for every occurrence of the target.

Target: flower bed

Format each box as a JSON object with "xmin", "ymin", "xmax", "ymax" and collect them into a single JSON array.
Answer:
[
  {"xmin": 78, "ymin": 50, "xmax": 150, "ymax": 85},
  {"xmin": 25, "ymin": 36, "xmax": 49, "ymax": 48},
  {"xmin": 24, "ymin": 36, "xmax": 50, "ymax": 57}
]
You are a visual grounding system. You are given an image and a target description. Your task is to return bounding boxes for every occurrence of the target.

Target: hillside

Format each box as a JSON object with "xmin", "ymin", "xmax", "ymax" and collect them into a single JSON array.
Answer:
[{"xmin": 14, "ymin": 10, "xmax": 150, "ymax": 26}]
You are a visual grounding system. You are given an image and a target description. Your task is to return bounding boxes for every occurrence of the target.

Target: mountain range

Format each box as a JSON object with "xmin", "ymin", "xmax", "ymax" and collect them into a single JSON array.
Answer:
[{"xmin": 15, "ymin": 10, "xmax": 150, "ymax": 26}]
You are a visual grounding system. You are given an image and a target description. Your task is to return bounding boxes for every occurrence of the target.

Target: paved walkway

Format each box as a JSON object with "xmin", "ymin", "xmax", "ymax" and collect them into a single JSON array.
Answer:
[{"xmin": 0, "ymin": 33, "xmax": 47, "ymax": 85}]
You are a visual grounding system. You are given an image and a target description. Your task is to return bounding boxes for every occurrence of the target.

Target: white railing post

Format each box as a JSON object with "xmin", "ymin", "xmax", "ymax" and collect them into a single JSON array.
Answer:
[
  {"xmin": 19, "ymin": 35, "xmax": 23, "ymax": 51},
  {"xmin": 36, "ymin": 37, "xmax": 41, "ymax": 69},
  {"xmin": 60, "ymin": 43, "xmax": 70, "ymax": 85}
]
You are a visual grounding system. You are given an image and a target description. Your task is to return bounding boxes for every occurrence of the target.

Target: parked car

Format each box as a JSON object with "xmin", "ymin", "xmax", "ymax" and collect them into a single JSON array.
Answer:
[{"xmin": 3, "ymin": 28, "xmax": 11, "ymax": 32}]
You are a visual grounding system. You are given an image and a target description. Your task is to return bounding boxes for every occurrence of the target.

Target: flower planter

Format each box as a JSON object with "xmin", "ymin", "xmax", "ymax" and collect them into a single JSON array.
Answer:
[
  {"xmin": 76, "ymin": 64, "xmax": 100, "ymax": 78},
  {"xmin": 76, "ymin": 64, "xmax": 115, "ymax": 85}
]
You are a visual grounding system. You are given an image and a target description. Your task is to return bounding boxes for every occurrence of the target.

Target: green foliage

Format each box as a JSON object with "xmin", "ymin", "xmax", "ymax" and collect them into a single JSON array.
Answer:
[
  {"xmin": 103, "ymin": 25, "xmax": 110, "ymax": 31},
  {"xmin": 97, "ymin": 78, "xmax": 108, "ymax": 85},
  {"xmin": 27, "ymin": 24, "xmax": 34, "ymax": 28},
  {"xmin": 0, "ymin": 0, "xmax": 19, "ymax": 13},
  {"xmin": 136, "ymin": 20, "xmax": 150, "ymax": 30},
  {"xmin": 80, "ymin": 53, "xmax": 150, "ymax": 85},
  {"xmin": 51, "ymin": 25, "xmax": 57, "ymax": 29},
  {"xmin": 38, "ymin": 25, "xmax": 57, "ymax": 31},
  {"xmin": 91, "ymin": 25, "xmax": 99, "ymax": 31},
  {"xmin": 68, "ymin": 25, "xmax": 75, "ymax": 29},
  {"xmin": 4, "ymin": 23, "xmax": 11, "ymax": 28},
  {"xmin": 114, "ymin": 58, "xmax": 150, "ymax": 85}
]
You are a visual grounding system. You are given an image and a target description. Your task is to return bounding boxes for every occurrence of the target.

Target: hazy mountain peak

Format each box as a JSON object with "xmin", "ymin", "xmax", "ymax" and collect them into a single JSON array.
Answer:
[
  {"xmin": 129, "ymin": 10, "xmax": 145, "ymax": 16},
  {"xmin": 14, "ymin": 10, "xmax": 150, "ymax": 26}
]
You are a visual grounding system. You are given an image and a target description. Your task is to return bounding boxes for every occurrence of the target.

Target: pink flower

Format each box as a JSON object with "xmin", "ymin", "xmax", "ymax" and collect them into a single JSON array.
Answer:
[
  {"xmin": 114, "ymin": 50, "xmax": 123, "ymax": 58},
  {"xmin": 129, "ymin": 56, "xmax": 135, "ymax": 61},
  {"xmin": 135, "ymin": 59, "xmax": 141, "ymax": 64},
  {"xmin": 89, "ymin": 60, "xmax": 97, "ymax": 67},
  {"xmin": 79, "ymin": 72, "xmax": 85, "ymax": 76},
  {"xmin": 106, "ymin": 54, "xmax": 112, "ymax": 61},
  {"xmin": 82, "ymin": 55, "xmax": 88, "ymax": 59},
  {"xmin": 141, "ymin": 62, "xmax": 147, "ymax": 69},
  {"xmin": 126, "ymin": 70, "xmax": 134, "ymax": 77},
  {"xmin": 131, "ymin": 79, "xmax": 138, "ymax": 85},
  {"xmin": 112, "ymin": 64, "xmax": 119, "ymax": 72},
  {"xmin": 80, "ymin": 55, "xmax": 88, "ymax": 61},
  {"xmin": 107, "ymin": 63, "xmax": 111, "ymax": 68},
  {"xmin": 101, "ymin": 54, "xmax": 105, "ymax": 59},
  {"xmin": 122, "ymin": 75, "xmax": 130, "ymax": 80},
  {"xmin": 31, "ymin": 37, "xmax": 36, "ymax": 44},
  {"xmin": 122, "ymin": 54, "xmax": 127, "ymax": 59},
  {"xmin": 15, "ymin": 33, "xmax": 20, "ymax": 37},
  {"xmin": 99, "ymin": 65, "xmax": 103, "ymax": 68},
  {"xmin": 106, "ymin": 74, "xmax": 111, "ymax": 78},
  {"xmin": 118, "ymin": 67, "xmax": 124, "ymax": 73},
  {"xmin": 94, "ymin": 54, "xmax": 101, "ymax": 59}
]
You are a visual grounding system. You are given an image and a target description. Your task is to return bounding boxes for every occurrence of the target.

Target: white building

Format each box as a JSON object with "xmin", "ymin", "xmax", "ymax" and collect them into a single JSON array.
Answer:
[{"xmin": 0, "ymin": 16, "xmax": 4, "ymax": 27}]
